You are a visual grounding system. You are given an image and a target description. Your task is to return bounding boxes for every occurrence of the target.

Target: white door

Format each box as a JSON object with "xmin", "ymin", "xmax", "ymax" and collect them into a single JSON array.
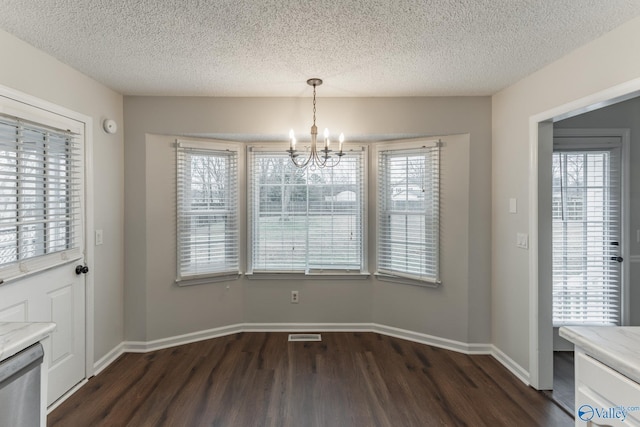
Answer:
[
  {"xmin": 0, "ymin": 94, "xmax": 86, "ymax": 405},
  {"xmin": 552, "ymin": 136, "xmax": 624, "ymax": 327}
]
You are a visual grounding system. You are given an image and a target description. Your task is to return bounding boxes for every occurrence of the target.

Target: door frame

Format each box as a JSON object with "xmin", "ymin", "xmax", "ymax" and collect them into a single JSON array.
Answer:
[
  {"xmin": 528, "ymin": 77, "xmax": 640, "ymax": 390},
  {"xmin": 0, "ymin": 84, "xmax": 95, "ymax": 382}
]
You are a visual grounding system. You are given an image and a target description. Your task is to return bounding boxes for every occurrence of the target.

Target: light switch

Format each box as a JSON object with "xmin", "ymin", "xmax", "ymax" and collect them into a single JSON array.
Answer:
[
  {"xmin": 516, "ymin": 232, "xmax": 528, "ymax": 249},
  {"xmin": 95, "ymin": 229, "xmax": 104, "ymax": 246},
  {"xmin": 509, "ymin": 198, "xmax": 517, "ymax": 214}
]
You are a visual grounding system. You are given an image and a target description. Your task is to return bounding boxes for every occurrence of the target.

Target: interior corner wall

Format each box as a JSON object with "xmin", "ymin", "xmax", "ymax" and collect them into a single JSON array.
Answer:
[
  {"xmin": 491, "ymin": 15, "xmax": 640, "ymax": 373},
  {"xmin": 371, "ymin": 133, "xmax": 473, "ymax": 344},
  {"xmin": 124, "ymin": 96, "xmax": 492, "ymax": 345},
  {"xmin": 0, "ymin": 29, "xmax": 125, "ymax": 363}
]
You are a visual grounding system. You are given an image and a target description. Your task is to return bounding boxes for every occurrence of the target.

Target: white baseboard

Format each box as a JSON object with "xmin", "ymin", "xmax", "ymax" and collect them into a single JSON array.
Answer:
[
  {"xmin": 490, "ymin": 344, "xmax": 530, "ymax": 385},
  {"xmin": 123, "ymin": 323, "xmax": 244, "ymax": 353},
  {"xmin": 93, "ymin": 342, "xmax": 125, "ymax": 376},
  {"xmin": 89, "ymin": 323, "xmax": 529, "ymax": 391},
  {"xmin": 243, "ymin": 322, "xmax": 372, "ymax": 332},
  {"xmin": 372, "ymin": 323, "xmax": 493, "ymax": 355}
]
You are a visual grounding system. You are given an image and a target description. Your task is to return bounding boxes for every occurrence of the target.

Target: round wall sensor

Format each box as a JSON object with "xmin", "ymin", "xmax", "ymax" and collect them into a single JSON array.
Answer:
[{"xmin": 103, "ymin": 119, "xmax": 117, "ymax": 134}]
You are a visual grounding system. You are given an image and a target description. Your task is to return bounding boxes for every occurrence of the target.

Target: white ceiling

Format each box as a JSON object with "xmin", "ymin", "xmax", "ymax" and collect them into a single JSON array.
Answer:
[{"xmin": 1, "ymin": 0, "xmax": 639, "ymax": 97}]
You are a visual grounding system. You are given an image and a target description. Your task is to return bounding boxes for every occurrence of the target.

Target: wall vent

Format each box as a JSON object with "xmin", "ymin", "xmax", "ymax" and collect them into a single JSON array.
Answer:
[{"xmin": 288, "ymin": 333, "xmax": 322, "ymax": 342}]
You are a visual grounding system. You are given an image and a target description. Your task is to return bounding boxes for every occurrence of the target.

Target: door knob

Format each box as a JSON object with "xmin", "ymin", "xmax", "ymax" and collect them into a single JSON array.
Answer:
[
  {"xmin": 610, "ymin": 256, "xmax": 623, "ymax": 263},
  {"xmin": 75, "ymin": 265, "xmax": 89, "ymax": 275}
]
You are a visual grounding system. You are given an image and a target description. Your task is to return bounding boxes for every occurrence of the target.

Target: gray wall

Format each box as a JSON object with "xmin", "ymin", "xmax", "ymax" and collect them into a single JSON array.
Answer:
[
  {"xmin": 492, "ymin": 15, "xmax": 640, "ymax": 378},
  {"xmin": 555, "ymin": 97, "xmax": 640, "ymax": 326},
  {"xmin": 124, "ymin": 96, "xmax": 492, "ymax": 344}
]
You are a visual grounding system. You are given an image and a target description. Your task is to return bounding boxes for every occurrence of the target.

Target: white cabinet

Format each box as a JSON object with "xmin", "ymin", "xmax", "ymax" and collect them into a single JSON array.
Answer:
[{"xmin": 574, "ymin": 348, "xmax": 640, "ymax": 426}]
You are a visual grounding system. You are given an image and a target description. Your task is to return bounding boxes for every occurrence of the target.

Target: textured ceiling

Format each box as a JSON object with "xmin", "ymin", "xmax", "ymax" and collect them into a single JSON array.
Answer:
[{"xmin": 1, "ymin": 0, "xmax": 640, "ymax": 97}]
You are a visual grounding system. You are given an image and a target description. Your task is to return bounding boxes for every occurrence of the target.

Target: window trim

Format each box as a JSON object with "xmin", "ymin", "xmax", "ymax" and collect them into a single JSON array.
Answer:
[
  {"xmin": 373, "ymin": 138, "xmax": 441, "ymax": 287},
  {"xmin": 175, "ymin": 138, "xmax": 242, "ymax": 285},
  {"xmin": 246, "ymin": 142, "xmax": 368, "ymax": 276}
]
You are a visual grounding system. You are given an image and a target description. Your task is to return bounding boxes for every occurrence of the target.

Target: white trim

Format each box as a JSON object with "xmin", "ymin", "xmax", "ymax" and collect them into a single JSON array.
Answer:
[
  {"xmin": 528, "ymin": 77, "xmax": 640, "ymax": 390},
  {"xmin": 372, "ymin": 323, "xmax": 493, "ymax": 355},
  {"xmin": 245, "ymin": 272, "xmax": 371, "ymax": 280},
  {"xmin": 112, "ymin": 323, "xmax": 495, "ymax": 370},
  {"xmin": 93, "ymin": 342, "xmax": 126, "ymax": 376},
  {"xmin": 0, "ymin": 84, "xmax": 96, "ymax": 389},
  {"xmin": 83, "ymin": 116, "xmax": 95, "ymax": 380},
  {"xmin": 243, "ymin": 322, "xmax": 373, "ymax": 333},
  {"xmin": 175, "ymin": 139, "xmax": 243, "ymax": 283},
  {"xmin": 491, "ymin": 345, "xmax": 531, "ymax": 386},
  {"xmin": 123, "ymin": 323, "xmax": 244, "ymax": 353}
]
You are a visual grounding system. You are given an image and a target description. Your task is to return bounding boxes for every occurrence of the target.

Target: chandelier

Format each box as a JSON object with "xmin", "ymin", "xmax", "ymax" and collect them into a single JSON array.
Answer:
[{"xmin": 287, "ymin": 78, "xmax": 345, "ymax": 168}]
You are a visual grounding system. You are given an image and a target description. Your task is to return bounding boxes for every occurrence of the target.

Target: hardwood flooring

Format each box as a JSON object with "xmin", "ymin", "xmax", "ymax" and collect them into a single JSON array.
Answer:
[
  {"xmin": 551, "ymin": 351, "xmax": 575, "ymax": 414},
  {"xmin": 48, "ymin": 332, "xmax": 573, "ymax": 427}
]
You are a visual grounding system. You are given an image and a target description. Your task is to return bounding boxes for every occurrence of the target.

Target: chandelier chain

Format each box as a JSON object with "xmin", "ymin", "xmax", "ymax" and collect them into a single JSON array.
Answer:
[{"xmin": 312, "ymin": 84, "xmax": 317, "ymax": 127}]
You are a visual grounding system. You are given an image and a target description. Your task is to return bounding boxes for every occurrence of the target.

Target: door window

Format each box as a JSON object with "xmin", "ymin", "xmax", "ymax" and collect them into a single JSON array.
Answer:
[{"xmin": 552, "ymin": 145, "xmax": 622, "ymax": 326}]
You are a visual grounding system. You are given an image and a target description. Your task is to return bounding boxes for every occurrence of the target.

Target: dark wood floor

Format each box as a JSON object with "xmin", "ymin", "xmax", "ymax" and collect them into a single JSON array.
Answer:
[
  {"xmin": 48, "ymin": 332, "xmax": 572, "ymax": 427},
  {"xmin": 551, "ymin": 351, "xmax": 575, "ymax": 414}
]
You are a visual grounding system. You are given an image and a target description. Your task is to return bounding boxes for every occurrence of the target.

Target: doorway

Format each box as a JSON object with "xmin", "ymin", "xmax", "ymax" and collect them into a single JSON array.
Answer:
[
  {"xmin": 529, "ymin": 86, "xmax": 638, "ymax": 392},
  {"xmin": 545, "ymin": 131, "xmax": 628, "ymax": 412},
  {"xmin": 552, "ymin": 132, "xmax": 625, "ymax": 329}
]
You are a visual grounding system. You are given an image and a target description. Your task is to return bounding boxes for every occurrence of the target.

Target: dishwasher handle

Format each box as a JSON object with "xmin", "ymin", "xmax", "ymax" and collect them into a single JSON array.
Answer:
[{"xmin": 0, "ymin": 343, "xmax": 44, "ymax": 384}]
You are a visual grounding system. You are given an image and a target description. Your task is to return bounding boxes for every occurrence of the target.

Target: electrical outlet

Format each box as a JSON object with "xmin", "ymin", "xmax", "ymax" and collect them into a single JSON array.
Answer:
[{"xmin": 291, "ymin": 290, "xmax": 299, "ymax": 304}]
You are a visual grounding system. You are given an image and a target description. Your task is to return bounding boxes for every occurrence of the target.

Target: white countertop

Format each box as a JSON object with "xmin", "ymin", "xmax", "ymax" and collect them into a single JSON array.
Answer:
[
  {"xmin": 0, "ymin": 322, "xmax": 56, "ymax": 361},
  {"xmin": 560, "ymin": 326, "xmax": 640, "ymax": 384}
]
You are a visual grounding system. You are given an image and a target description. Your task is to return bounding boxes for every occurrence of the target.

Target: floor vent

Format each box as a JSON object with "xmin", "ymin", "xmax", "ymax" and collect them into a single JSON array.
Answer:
[{"xmin": 288, "ymin": 333, "xmax": 322, "ymax": 342}]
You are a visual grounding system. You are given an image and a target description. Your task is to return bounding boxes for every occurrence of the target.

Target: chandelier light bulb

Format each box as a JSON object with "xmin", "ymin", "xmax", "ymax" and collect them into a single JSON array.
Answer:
[{"xmin": 289, "ymin": 129, "xmax": 296, "ymax": 150}]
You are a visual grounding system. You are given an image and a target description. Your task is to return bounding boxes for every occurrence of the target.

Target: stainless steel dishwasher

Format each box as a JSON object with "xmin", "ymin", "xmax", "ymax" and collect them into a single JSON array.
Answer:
[{"xmin": 0, "ymin": 342, "xmax": 44, "ymax": 427}]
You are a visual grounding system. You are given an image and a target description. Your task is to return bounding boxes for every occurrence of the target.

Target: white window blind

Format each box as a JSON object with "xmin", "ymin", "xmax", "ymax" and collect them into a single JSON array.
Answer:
[
  {"xmin": 377, "ymin": 142, "xmax": 440, "ymax": 284},
  {"xmin": 176, "ymin": 141, "xmax": 239, "ymax": 281},
  {"xmin": 0, "ymin": 114, "xmax": 81, "ymax": 276},
  {"xmin": 248, "ymin": 147, "xmax": 365, "ymax": 273},
  {"xmin": 552, "ymin": 148, "xmax": 621, "ymax": 326}
]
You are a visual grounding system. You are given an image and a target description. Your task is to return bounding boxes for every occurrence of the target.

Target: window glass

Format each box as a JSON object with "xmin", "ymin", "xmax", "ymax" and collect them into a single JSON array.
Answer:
[{"xmin": 248, "ymin": 149, "xmax": 365, "ymax": 273}]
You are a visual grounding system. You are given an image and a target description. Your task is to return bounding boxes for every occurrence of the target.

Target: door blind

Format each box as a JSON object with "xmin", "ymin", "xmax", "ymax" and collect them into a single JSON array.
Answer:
[
  {"xmin": 377, "ymin": 143, "xmax": 440, "ymax": 284},
  {"xmin": 248, "ymin": 147, "xmax": 365, "ymax": 273},
  {"xmin": 552, "ymin": 148, "xmax": 621, "ymax": 326},
  {"xmin": 176, "ymin": 143, "xmax": 239, "ymax": 280},
  {"xmin": 0, "ymin": 114, "xmax": 81, "ymax": 274}
]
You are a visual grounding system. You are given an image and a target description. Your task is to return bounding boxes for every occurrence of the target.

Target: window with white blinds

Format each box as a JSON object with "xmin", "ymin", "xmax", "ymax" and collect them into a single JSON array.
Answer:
[
  {"xmin": 377, "ymin": 141, "xmax": 440, "ymax": 284},
  {"xmin": 0, "ymin": 114, "xmax": 81, "ymax": 276},
  {"xmin": 176, "ymin": 141, "xmax": 239, "ymax": 282},
  {"xmin": 248, "ymin": 147, "xmax": 365, "ymax": 273},
  {"xmin": 552, "ymin": 147, "xmax": 622, "ymax": 326}
]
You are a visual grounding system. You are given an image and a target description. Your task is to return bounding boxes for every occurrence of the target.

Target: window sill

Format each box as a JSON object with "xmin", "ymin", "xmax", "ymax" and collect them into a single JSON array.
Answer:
[
  {"xmin": 374, "ymin": 272, "xmax": 441, "ymax": 288},
  {"xmin": 245, "ymin": 272, "xmax": 371, "ymax": 281},
  {"xmin": 176, "ymin": 273, "xmax": 241, "ymax": 287}
]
